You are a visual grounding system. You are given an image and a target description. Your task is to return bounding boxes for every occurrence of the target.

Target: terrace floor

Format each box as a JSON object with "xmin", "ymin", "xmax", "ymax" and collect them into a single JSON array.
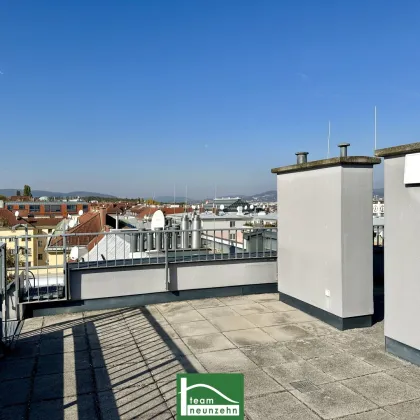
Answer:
[{"xmin": 2, "ymin": 293, "xmax": 420, "ymax": 419}]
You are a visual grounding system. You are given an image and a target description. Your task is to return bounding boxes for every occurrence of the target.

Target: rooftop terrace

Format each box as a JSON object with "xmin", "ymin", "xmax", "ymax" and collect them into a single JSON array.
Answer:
[{"xmin": 2, "ymin": 293, "xmax": 419, "ymax": 419}]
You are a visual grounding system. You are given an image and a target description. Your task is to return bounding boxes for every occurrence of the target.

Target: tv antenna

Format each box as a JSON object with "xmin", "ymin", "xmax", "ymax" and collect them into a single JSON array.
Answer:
[
  {"xmin": 374, "ymin": 106, "xmax": 377, "ymax": 151},
  {"xmin": 327, "ymin": 121, "xmax": 331, "ymax": 158}
]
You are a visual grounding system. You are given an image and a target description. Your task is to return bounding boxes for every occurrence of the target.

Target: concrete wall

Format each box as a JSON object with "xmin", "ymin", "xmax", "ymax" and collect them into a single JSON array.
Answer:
[
  {"xmin": 277, "ymin": 166, "xmax": 373, "ymax": 319},
  {"xmin": 383, "ymin": 155, "xmax": 420, "ymax": 350},
  {"xmin": 69, "ymin": 259, "xmax": 276, "ymax": 301},
  {"xmin": 341, "ymin": 167, "xmax": 374, "ymax": 317}
]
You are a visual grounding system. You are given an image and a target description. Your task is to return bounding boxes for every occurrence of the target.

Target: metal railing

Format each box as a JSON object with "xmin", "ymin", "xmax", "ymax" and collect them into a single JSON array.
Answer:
[
  {"xmin": 2, "ymin": 227, "xmax": 277, "ymax": 305},
  {"xmin": 1, "ymin": 223, "xmax": 384, "ymax": 306},
  {"xmin": 373, "ymin": 225, "xmax": 384, "ymax": 247}
]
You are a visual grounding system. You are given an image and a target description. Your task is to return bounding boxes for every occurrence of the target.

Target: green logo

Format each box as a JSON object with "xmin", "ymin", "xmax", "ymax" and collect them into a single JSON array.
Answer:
[{"xmin": 176, "ymin": 373, "xmax": 244, "ymax": 419}]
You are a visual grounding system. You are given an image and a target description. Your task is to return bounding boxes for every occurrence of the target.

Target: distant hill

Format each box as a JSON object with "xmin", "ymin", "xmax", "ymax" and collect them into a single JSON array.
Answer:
[
  {"xmin": 155, "ymin": 196, "xmax": 193, "ymax": 203},
  {"xmin": 373, "ymin": 188, "xmax": 384, "ymax": 197},
  {"xmin": 0, "ymin": 189, "xmax": 116, "ymax": 199}
]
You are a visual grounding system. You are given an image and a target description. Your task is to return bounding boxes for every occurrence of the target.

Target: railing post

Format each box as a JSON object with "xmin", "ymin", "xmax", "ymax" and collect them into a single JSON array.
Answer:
[
  {"xmin": 14, "ymin": 237, "xmax": 21, "ymax": 320},
  {"xmin": 164, "ymin": 231, "xmax": 170, "ymax": 291}
]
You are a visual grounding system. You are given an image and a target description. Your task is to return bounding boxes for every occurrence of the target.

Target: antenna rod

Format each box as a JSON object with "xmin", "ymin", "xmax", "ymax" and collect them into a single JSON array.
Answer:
[
  {"xmin": 185, "ymin": 185, "xmax": 188, "ymax": 210},
  {"xmin": 374, "ymin": 106, "xmax": 377, "ymax": 151},
  {"xmin": 327, "ymin": 121, "xmax": 331, "ymax": 158}
]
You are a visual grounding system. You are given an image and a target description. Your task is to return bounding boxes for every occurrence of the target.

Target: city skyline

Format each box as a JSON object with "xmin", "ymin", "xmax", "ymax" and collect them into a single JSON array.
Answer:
[{"xmin": 1, "ymin": 1, "xmax": 418, "ymax": 196}]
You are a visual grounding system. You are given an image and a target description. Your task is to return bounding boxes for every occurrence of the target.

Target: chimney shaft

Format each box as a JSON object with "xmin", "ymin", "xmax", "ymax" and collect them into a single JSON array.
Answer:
[
  {"xmin": 338, "ymin": 143, "xmax": 350, "ymax": 157},
  {"xmin": 295, "ymin": 152, "xmax": 309, "ymax": 164},
  {"xmin": 99, "ymin": 207, "xmax": 107, "ymax": 228}
]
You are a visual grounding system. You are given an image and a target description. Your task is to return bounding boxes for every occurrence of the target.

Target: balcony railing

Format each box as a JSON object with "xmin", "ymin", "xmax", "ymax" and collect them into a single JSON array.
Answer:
[
  {"xmin": 1, "ymin": 227, "xmax": 277, "ymax": 304},
  {"xmin": 0, "ymin": 224, "xmax": 384, "ymax": 307}
]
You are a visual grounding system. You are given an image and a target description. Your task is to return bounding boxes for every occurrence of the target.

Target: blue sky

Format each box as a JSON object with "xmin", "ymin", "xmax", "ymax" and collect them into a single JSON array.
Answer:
[{"xmin": 1, "ymin": 0, "xmax": 419, "ymax": 198}]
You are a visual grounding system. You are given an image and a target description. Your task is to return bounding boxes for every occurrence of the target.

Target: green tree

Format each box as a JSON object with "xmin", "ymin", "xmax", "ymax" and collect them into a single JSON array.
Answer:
[
  {"xmin": 23, "ymin": 185, "xmax": 32, "ymax": 197},
  {"xmin": 0, "ymin": 194, "xmax": 7, "ymax": 201}
]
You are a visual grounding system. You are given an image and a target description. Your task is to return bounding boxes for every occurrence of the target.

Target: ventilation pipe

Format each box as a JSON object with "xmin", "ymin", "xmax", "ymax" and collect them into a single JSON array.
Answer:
[
  {"xmin": 191, "ymin": 213, "xmax": 201, "ymax": 249},
  {"xmin": 181, "ymin": 215, "xmax": 190, "ymax": 249}
]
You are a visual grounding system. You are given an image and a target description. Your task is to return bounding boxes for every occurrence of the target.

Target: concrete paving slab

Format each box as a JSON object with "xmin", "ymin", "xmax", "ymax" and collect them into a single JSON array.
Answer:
[
  {"xmin": 182, "ymin": 333, "xmax": 236, "ymax": 354},
  {"xmin": 91, "ymin": 343, "xmax": 143, "ymax": 368},
  {"xmin": 351, "ymin": 348, "xmax": 409, "ymax": 370},
  {"xmin": 98, "ymin": 384, "xmax": 173, "ymax": 420},
  {"xmin": 1, "ymin": 404, "xmax": 26, "ymax": 420},
  {"xmin": 218, "ymin": 295, "xmax": 253, "ymax": 306},
  {"xmin": 0, "ymin": 377, "xmax": 31, "ymax": 407},
  {"xmin": 291, "ymin": 382, "xmax": 377, "ymax": 419},
  {"xmin": 246, "ymin": 293, "xmax": 279, "ymax": 303},
  {"xmin": 162, "ymin": 309, "xmax": 205, "ymax": 324},
  {"xmin": 39, "ymin": 336, "xmax": 88, "ymax": 355},
  {"xmin": 259, "ymin": 300, "xmax": 296, "ymax": 312},
  {"xmin": 242, "ymin": 369, "xmax": 285, "ymax": 397},
  {"xmin": 140, "ymin": 337, "xmax": 192, "ymax": 361},
  {"xmin": 88, "ymin": 331, "xmax": 136, "ymax": 350},
  {"xmin": 324, "ymin": 332, "xmax": 381, "ymax": 353},
  {"xmin": 148, "ymin": 354, "xmax": 207, "ymax": 383},
  {"xmin": 95, "ymin": 362, "xmax": 154, "ymax": 391},
  {"xmin": 20, "ymin": 317, "xmax": 43, "ymax": 334},
  {"xmin": 336, "ymin": 408, "xmax": 396, "ymax": 420},
  {"xmin": 241, "ymin": 343, "xmax": 301, "ymax": 367},
  {"xmin": 42, "ymin": 313, "xmax": 83, "ymax": 328},
  {"xmin": 196, "ymin": 348, "xmax": 258, "ymax": 372},
  {"xmin": 32, "ymin": 369, "xmax": 94, "ymax": 401},
  {"xmin": 295, "ymin": 321, "xmax": 337, "ymax": 336},
  {"xmin": 171, "ymin": 320, "xmax": 219, "ymax": 337},
  {"xmin": 29, "ymin": 394, "xmax": 98, "ymax": 420},
  {"xmin": 243, "ymin": 312, "xmax": 294, "ymax": 327},
  {"xmin": 209, "ymin": 315, "xmax": 256, "ymax": 332},
  {"xmin": 42, "ymin": 321, "xmax": 86, "ymax": 338},
  {"xmin": 388, "ymin": 366, "xmax": 420, "ymax": 390},
  {"xmin": 7, "ymin": 340, "xmax": 39, "ymax": 359},
  {"xmin": 188, "ymin": 298, "xmax": 225, "ymax": 309},
  {"xmin": 197, "ymin": 306, "xmax": 239, "ymax": 319},
  {"xmin": 309, "ymin": 353, "xmax": 382, "ymax": 380},
  {"xmin": 263, "ymin": 324, "xmax": 312, "ymax": 342},
  {"xmin": 37, "ymin": 350, "xmax": 91, "ymax": 375},
  {"xmin": 0, "ymin": 356, "xmax": 35, "ymax": 380},
  {"xmin": 130, "ymin": 323, "xmax": 179, "ymax": 342},
  {"xmin": 285, "ymin": 337, "xmax": 343, "ymax": 360},
  {"xmin": 385, "ymin": 398, "xmax": 420, "ymax": 419},
  {"xmin": 224, "ymin": 328, "xmax": 277, "ymax": 347},
  {"xmin": 245, "ymin": 391, "xmax": 320, "ymax": 420},
  {"xmin": 154, "ymin": 301, "xmax": 192, "ymax": 314},
  {"xmin": 342, "ymin": 372, "xmax": 420, "ymax": 406},
  {"xmin": 230, "ymin": 302, "xmax": 272, "ymax": 316},
  {"xmin": 264, "ymin": 360, "xmax": 334, "ymax": 390}
]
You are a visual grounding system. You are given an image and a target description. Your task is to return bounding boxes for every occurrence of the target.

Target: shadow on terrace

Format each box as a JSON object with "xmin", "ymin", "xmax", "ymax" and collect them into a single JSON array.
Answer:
[{"xmin": 0, "ymin": 305, "xmax": 198, "ymax": 419}]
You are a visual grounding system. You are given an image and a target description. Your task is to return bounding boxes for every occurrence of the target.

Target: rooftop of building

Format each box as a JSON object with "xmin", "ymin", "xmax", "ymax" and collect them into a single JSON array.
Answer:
[{"xmin": 2, "ymin": 292, "xmax": 418, "ymax": 419}]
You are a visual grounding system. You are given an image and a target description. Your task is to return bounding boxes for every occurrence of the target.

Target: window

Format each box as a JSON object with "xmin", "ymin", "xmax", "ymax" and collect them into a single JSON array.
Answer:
[
  {"xmin": 29, "ymin": 205, "xmax": 40, "ymax": 212},
  {"xmin": 38, "ymin": 254, "xmax": 43, "ymax": 260},
  {"xmin": 229, "ymin": 221, "xmax": 235, "ymax": 228},
  {"xmin": 48, "ymin": 229, "xmax": 52, "ymax": 233},
  {"xmin": 7, "ymin": 205, "xmax": 13, "ymax": 211},
  {"xmin": 67, "ymin": 204, "xmax": 77, "ymax": 211},
  {"xmin": 50, "ymin": 205, "xmax": 61, "ymax": 212},
  {"xmin": 28, "ymin": 262, "xmax": 31, "ymax": 267},
  {"xmin": 229, "ymin": 233, "xmax": 236, "ymax": 240},
  {"xmin": 19, "ymin": 205, "xmax": 25, "ymax": 210},
  {"xmin": 38, "ymin": 240, "xmax": 43, "ymax": 246},
  {"xmin": 83, "ymin": 205, "xmax": 89, "ymax": 212}
]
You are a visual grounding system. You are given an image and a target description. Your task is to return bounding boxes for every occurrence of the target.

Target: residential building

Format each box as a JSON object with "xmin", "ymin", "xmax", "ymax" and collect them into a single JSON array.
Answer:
[{"xmin": 2, "ymin": 201, "xmax": 90, "ymax": 218}]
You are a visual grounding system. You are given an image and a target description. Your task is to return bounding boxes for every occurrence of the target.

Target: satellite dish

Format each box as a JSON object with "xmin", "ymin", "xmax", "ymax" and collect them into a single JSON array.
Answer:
[
  {"xmin": 70, "ymin": 246, "xmax": 80, "ymax": 261},
  {"xmin": 14, "ymin": 210, "xmax": 19, "ymax": 218},
  {"xmin": 68, "ymin": 220, "xmax": 76, "ymax": 228},
  {"xmin": 244, "ymin": 206, "xmax": 248, "ymax": 210},
  {"xmin": 192, "ymin": 205, "xmax": 196, "ymax": 210},
  {"xmin": 78, "ymin": 210, "xmax": 83, "ymax": 216},
  {"xmin": 250, "ymin": 205, "xmax": 254, "ymax": 210},
  {"xmin": 220, "ymin": 204, "xmax": 225, "ymax": 210},
  {"xmin": 151, "ymin": 210, "xmax": 165, "ymax": 230}
]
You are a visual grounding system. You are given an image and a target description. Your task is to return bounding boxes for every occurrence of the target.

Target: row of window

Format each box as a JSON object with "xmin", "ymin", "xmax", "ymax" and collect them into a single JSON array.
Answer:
[{"xmin": 6, "ymin": 204, "xmax": 89, "ymax": 212}]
